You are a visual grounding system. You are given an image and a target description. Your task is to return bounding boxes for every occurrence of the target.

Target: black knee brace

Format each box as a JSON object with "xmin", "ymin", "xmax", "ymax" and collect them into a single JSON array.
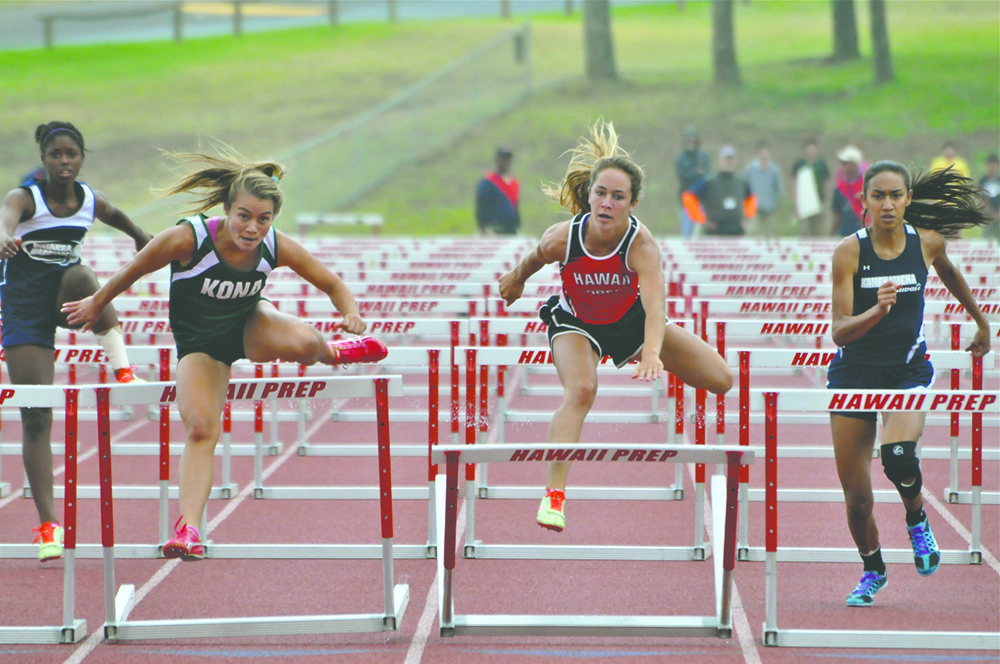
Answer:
[{"xmin": 880, "ymin": 440, "xmax": 922, "ymax": 500}]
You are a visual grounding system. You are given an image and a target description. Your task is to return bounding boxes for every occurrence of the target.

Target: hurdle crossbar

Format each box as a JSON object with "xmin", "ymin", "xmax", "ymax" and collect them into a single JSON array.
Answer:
[
  {"xmin": 433, "ymin": 443, "xmax": 752, "ymax": 637},
  {"xmin": 95, "ymin": 376, "xmax": 409, "ymax": 640}
]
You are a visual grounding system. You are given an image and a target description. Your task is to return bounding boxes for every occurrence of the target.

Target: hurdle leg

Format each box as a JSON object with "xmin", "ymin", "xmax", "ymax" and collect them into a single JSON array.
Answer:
[
  {"xmin": 158, "ymin": 401, "xmax": 170, "ymax": 546},
  {"xmin": 375, "ymin": 378, "xmax": 406, "ymax": 629},
  {"xmin": 0, "ymin": 431, "xmax": 9, "ymax": 498},
  {"xmin": 427, "ymin": 350, "xmax": 440, "ymax": 558},
  {"xmin": 738, "ymin": 482, "xmax": 749, "ymax": 559},
  {"xmin": 253, "ymin": 397, "xmax": 264, "ymax": 498},
  {"xmin": 61, "ymin": 389, "xmax": 85, "ymax": 643},
  {"xmin": 464, "ymin": 478, "xmax": 477, "ymax": 558},
  {"xmin": 221, "ymin": 430, "xmax": 233, "ymax": 499},
  {"xmin": 947, "ymin": 432, "xmax": 960, "ymax": 502},
  {"xmin": 97, "ymin": 387, "xmax": 135, "ymax": 641},
  {"xmin": 439, "ymin": 451, "xmax": 461, "ymax": 635},
  {"xmin": 970, "ymin": 381, "xmax": 983, "ymax": 564},
  {"xmin": 762, "ymin": 392, "xmax": 779, "ymax": 646}
]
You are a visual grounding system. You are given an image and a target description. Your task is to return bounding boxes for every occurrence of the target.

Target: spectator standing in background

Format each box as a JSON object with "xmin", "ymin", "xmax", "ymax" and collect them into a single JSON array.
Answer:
[
  {"xmin": 792, "ymin": 139, "xmax": 831, "ymax": 237},
  {"xmin": 476, "ymin": 147, "xmax": 520, "ymax": 235},
  {"xmin": 674, "ymin": 127, "xmax": 711, "ymax": 239},
  {"xmin": 980, "ymin": 154, "xmax": 1000, "ymax": 241},
  {"xmin": 744, "ymin": 142, "xmax": 783, "ymax": 238},
  {"xmin": 683, "ymin": 145, "xmax": 757, "ymax": 237},
  {"xmin": 929, "ymin": 141, "xmax": 971, "ymax": 179},
  {"xmin": 831, "ymin": 146, "xmax": 866, "ymax": 237}
]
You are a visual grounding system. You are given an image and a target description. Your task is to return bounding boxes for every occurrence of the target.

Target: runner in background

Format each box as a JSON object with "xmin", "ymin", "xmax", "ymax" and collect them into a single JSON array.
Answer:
[
  {"xmin": 63, "ymin": 147, "xmax": 387, "ymax": 560},
  {"xmin": 0, "ymin": 121, "xmax": 153, "ymax": 563},
  {"xmin": 499, "ymin": 121, "xmax": 732, "ymax": 532},
  {"xmin": 827, "ymin": 161, "xmax": 992, "ymax": 606}
]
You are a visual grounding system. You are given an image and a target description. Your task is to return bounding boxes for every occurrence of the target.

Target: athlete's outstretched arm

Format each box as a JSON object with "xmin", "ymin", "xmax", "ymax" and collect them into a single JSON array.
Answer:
[
  {"xmin": 498, "ymin": 221, "xmax": 568, "ymax": 306},
  {"xmin": 830, "ymin": 236, "xmax": 896, "ymax": 347},
  {"xmin": 93, "ymin": 191, "xmax": 153, "ymax": 252},
  {"xmin": 274, "ymin": 231, "xmax": 365, "ymax": 335},
  {"xmin": 628, "ymin": 226, "xmax": 667, "ymax": 381},
  {"xmin": 921, "ymin": 229, "xmax": 991, "ymax": 357},
  {"xmin": 0, "ymin": 189, "xmax": 31, "ymax": 258},
  {"xmin": 62, "ymin": 225, "xmax": 195, "ymax": 331}
]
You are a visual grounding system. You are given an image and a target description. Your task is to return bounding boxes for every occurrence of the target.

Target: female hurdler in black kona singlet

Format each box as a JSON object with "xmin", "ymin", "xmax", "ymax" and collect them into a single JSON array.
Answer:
[
  {"xmin": 63, "ymin": 147, "xmax": 387, "ymax": 560},
  {"xmin": 828, "ymin": 161, "xmax": 991, "ymax": 606},
  {"xmin": 499, "ymin": 121, "xmax": 733, "ymax": 532}
]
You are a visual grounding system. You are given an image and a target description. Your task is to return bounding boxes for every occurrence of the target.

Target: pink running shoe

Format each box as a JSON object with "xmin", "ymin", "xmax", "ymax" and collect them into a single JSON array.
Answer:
[
  {"xmin": 162, "ymin": 517, "xmax": 204, "ymax": 561},
  {"xmin": 329, "ymin": 336, "xmax": 388, "ymax": 365}
]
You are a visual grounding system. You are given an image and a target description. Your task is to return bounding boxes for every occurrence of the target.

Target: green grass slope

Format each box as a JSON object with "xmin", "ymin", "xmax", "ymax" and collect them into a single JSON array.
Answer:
[
  {"xmin": 362, "ymin": 0, "xmax": 999, "ymax": 237},
  {"xmin": 1, "ymin": 1, "xmax": 996, "ymax": 237}
]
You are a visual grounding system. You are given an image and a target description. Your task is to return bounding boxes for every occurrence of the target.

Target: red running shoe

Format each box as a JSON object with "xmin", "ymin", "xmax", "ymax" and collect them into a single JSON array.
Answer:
[
  {"xmin": 329, "ymin": 336, "xmax": 388, "ymax": 365},
  {"xmin": 162, "ymin": 517, "xmax": 204, "ymax": 561}
]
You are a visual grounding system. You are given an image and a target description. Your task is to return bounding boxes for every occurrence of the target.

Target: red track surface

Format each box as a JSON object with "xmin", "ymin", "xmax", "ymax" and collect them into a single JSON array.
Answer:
[{"xmin": 1, "ymin": 364, "xmax": 997, "ymax": 664}]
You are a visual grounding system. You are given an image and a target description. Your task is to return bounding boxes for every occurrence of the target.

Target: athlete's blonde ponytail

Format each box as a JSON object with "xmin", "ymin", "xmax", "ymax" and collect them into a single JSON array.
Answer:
[
  {"xmin": 157, "ymin": 144, "xmax": 287, "ymax": 216},
  {"xmin": 543, "ymin": 120, "xmax": 644, "ymax": 215}
]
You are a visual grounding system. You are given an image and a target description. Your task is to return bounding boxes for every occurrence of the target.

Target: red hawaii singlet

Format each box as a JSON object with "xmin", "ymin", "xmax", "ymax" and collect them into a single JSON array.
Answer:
[{"xmin": 557, "ymin": 213, "xmax": 640, "ymax": 324}]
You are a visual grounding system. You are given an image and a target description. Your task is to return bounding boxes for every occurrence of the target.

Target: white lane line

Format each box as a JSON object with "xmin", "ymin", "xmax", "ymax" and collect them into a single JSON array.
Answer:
[
  {"xmin": 922, "ymin": 487, "xmax": 1000, "ymax": 575},
  {"xmin": 686, "ymin": 446, "xmax": 761, "ymax": 664},
  {"xmin": 62, "ymin": 401, "xmax": 340, "ymax": 664},
  {"xmin": 402, "ymin": 366, "xmax": 522, "ymax": 664},
  {"xmin": 403, "ymin": 499, "xmax": 467, "ymax": 664},
  {"xmin": 0, "ymin": 417, "xmax": 148, "ymax": 512}
]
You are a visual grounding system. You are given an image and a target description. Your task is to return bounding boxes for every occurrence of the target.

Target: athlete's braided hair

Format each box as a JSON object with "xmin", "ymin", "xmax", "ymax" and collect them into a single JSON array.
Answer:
[
  {"xmin": 35, "ymin": 121, "xmax": 85, "ymax": 154},
  {"xmin": 157, "ymin": 143, "xmax": 286, "ymax": 216},
  {"xmin": 863, "ymin": 160, "xmax": 991, "ymax": 237},
  {"xmin": 543, "ymin": 120, "xmax": 644, "ymax": 215}
]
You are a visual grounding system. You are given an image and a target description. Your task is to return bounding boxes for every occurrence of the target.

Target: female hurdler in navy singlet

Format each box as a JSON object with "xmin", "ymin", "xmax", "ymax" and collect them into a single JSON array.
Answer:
[
  {"xmin": 499, "ymin": 121, "xmax": 733, "ymax": 532},
  {"xmin": 828, "ymin": 161, "xmax": 992, "ymax": 606},
  {"xmin": 0, "ymin": 121, "xmax": 153, "ymax": 562},
  {"xmin": 63, "ymin": 148, "xmax": 388, "ymax": 560}
]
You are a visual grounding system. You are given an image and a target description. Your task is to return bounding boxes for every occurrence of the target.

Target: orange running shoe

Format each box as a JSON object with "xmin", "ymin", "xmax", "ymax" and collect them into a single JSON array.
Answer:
[
  {"xmin": 115, "ymin": 366, "xmax": 145, "ymax": 383},
  {"xmin": 32, "ymin": 521, "xmax": 64, "ymax": 562},
  {"xmin": 329, "ymin": 336, "xmax": 388, "ymax": 365},
  {"xmin": 536, "ymin": 488, "xmax": 566, "ymax": 532},
  {"xmin": 162, "ymin": 517, "xmax": 204, "ymax": 561}
]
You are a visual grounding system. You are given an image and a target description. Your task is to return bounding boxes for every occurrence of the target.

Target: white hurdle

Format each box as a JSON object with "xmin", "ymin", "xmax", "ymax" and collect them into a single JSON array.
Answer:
[
  {"xmin": 755, "ymin": 388, "xmax": 999, "ymax": 650},
  {"xmin": 256, "ymin": 346, "xmax": 455, "ymax": 559},
  {"xmin": 728, "ymin": 350, "xmax": 998, "ymax": 562},
  {"xmin": 455, "ymin": 347, "xmax": 700, "ymax": 562},
  {"xmin": 433, "ymin": 443, "xmax": 753, "ymax": 637},
  {"xmin": 0, "ymin": 386, "xmax": 86, "ymax": 644},
  {"xmin": 92, "ymin": 376, "xmax": 409, "ymax": 640}
]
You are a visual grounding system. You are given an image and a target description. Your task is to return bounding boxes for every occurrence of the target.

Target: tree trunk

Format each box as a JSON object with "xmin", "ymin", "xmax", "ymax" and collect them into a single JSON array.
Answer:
[
  {"xmin": 583, "ymin": 0, "xmax": 616, "ymax": 81},
  {"xmin": 712, "ymin": 0, "xmax": 740, "ymax": 86},
  {"xmin": 870, "ymin": 0, "xmax": 894, "ymax": 84},
  {"xmin": 830, "ymin": 0, "xmax": 860, "ymax": 61}
]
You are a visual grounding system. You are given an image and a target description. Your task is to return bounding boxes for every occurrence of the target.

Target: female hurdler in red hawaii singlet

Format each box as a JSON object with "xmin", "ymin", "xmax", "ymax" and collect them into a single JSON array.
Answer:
[
  {"xmin": 63, "ymin": 148, "xmax": 387, "ymax": 559},
  {"xmin": 499, "ymin": 121, "xmax": 733, "ymax": 532}
]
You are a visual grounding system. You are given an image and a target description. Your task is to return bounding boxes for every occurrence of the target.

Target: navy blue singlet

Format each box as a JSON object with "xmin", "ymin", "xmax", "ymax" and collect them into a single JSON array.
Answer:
[{"xmin": 837, "ymin": 225, "xmax": 928, "ymax": 367}]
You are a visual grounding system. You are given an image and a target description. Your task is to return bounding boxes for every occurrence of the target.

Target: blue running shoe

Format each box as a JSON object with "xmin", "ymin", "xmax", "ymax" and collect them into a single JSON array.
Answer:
[
  {"xmin": 907, "ymin": 517, "xmax": 940, "ymax": 576},
  {"xmin": 846, "ymin": 570, "xmax": 888, "ymax": 606}
]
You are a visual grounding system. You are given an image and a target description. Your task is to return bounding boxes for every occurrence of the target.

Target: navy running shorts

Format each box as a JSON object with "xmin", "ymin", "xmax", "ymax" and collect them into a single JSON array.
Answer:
[
  {"xmin": 826, "ymin": 354, "xmax": 935, "ymax": 422},
  {"xmin": 539, "ymin": 294, "xmax": 668, "ymax": 368},
  {"xmin": 0, "ymin": 258, "xmax": 74, "ymax": 349}
]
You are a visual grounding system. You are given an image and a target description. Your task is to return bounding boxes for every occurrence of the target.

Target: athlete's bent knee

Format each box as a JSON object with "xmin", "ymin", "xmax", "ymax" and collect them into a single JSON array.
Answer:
[{"xmin": 880, "ymin": 440, "xmax": 922, "ymax": 500}]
